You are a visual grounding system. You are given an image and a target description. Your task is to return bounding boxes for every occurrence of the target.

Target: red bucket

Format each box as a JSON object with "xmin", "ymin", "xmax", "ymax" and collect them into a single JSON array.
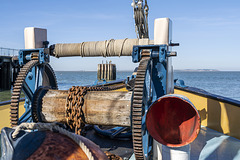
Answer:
[{"xmin": 146, "ymin": 94, "xmax": 200, "ymax": 147}]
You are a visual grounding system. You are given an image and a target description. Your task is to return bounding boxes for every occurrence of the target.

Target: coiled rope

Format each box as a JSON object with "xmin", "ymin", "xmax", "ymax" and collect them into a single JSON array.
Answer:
[
  {"xmin": 53, "ymin": 38, "xmax": 152, "ymax": 58},
  {"xmin": 12, "ymin": 122, "xmax": 94, "ymax": 160}
]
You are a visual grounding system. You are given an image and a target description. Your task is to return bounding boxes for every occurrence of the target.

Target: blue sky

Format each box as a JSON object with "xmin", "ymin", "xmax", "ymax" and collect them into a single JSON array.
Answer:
[{"xmin": 0, "ymin": 0, "xmax": 240, "ymax": 71}]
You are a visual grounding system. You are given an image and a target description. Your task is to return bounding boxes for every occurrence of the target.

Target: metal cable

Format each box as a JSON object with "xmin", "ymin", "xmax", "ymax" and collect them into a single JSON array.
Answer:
[{"xmin": 132, "ymin": 0, "xmax": 149, "ymax": 39}]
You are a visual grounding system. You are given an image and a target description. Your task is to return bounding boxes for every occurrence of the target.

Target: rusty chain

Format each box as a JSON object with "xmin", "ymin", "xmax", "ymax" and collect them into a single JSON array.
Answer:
[
  {"xmin": 65, "ymin": 84, "xmax": 126, "ymax": 160},
  {"xmin": 65, "ymin": 84, "xmax": 125, "ymax": 135},
  {"xmin": 104, "ymin": 151, "xmax": 123, "ymax": 160}
]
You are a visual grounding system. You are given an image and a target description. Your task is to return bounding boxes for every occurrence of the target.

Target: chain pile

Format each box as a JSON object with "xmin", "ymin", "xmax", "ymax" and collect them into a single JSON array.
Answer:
[
  {"xmin": 65, "ymin": 84, "xmax": 125, "ymax": 135},
  {"xmin": 66, "ymin": 86, "xmax": 102, "ymax": 135},
  {"xmin": 104, "ymin": 151, "xmax": 123, "ymax": 160}
]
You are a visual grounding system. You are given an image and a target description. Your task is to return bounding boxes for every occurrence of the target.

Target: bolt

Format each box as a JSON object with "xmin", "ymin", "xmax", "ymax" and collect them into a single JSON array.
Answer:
[
  {"xmin": 161, "ymin": 48, "xmax": 165, "ymax": 55},
  {"xmin": 158, "ymin": 73, "xmax": 164, "ymax": 80},
  {"xmin": 28, "ymin": 72, "xmax": 33, "ymax": 80},
  {"xmin": 160, "ymin": 58, "xmax": 166, "ymax": 64},
  {"xmin": 167, "ymin": 51, "xmax": 177, "ymax": 57},
  {"xmin": 134, "ymin": 48, "xmax": 138, "ymax": 54}
]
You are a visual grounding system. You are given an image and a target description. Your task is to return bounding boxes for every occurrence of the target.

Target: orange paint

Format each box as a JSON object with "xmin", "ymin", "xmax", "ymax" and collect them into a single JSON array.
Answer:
[{"xmin": 146, "ymin": 95, "xmax": 200, "ymax": 147}]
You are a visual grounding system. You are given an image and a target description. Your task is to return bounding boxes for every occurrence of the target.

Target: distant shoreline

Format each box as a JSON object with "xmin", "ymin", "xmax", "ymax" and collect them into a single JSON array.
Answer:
[
  {"xmin": 174, "ymin": 69, "xmax": 220, "ymax": 72},
  {"xmin": 55, "ymin": 70, "xmax": 134, "ymax": 72},
  {"xmin": 54, "ymin": 69, "xmax": 240, "ymax": 72}
]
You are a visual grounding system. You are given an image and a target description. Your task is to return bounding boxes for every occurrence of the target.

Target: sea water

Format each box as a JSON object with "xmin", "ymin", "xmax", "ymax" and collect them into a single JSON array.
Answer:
[
  {"xmin": 55, "ymin": 71, "xmax": 240, "ymax": 101},
  {"xmin": 174, "ymin": 71, "xmax": 240, "ymax": 101}
]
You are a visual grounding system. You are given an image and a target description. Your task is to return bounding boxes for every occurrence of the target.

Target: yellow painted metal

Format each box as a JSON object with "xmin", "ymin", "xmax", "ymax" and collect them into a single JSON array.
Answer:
[
  {"xmin": 0, "ymin": 102, "xmax": 25, "ymax": 131},
  {"xmin": 114, "ymin": 87, "xmax": 128, "ymax": 92},
  {"xmin": 106, "ymin": 83, "xmax": 128, "ymax": 92},
  {"xmin": 174, "ymin": 88, "xmax": 240, "ymax": 140}
]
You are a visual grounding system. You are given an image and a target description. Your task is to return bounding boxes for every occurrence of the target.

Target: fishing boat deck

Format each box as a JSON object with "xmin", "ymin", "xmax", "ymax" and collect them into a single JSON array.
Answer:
[
  {"xmin": 0, "ymin": 105, "xmax": 240, "ymax": 159},
  {"xmin": 190, "ymin": 126, "xmax": 240, "ymax": 160},
  {"xmin": 128, "ymin": 126, "xmax": 240, "ymax": 159},
  {"xmin": 84, "ymin": 125, "xmax": 240, "ymax": 160}
]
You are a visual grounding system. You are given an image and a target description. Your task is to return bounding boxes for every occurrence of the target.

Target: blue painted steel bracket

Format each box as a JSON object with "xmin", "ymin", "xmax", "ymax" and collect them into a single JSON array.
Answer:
[
  {"xmin": 18, "ymin": 48, "xmax": 50, "ymax": 66},
  {"xmin": 132, "ymin": 45, "xmax": 168, "ymax": 97},
  {"xmin": 132, "ymin": 45, "xmax": 167, "ymax": 63}
]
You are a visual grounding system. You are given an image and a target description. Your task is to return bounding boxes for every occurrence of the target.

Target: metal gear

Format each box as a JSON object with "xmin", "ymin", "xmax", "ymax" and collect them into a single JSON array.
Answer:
[
  {"xmin": 132, "ymin": 55, "xmax": 152, "ymax": 159},
  {"xmin": 10, "ymin": 60, "xmax": 58, "ymax": 127}
]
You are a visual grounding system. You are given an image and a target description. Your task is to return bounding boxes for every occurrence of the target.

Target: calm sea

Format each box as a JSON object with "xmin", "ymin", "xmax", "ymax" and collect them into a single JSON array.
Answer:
[{"xmin": 55, "ymin": 71, "xmax": 240, "ymax": 101}]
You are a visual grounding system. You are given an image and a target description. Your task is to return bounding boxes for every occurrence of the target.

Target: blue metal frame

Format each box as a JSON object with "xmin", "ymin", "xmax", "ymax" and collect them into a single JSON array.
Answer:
[
  {"xmin": 17, "ymin": 48, "xmax": 52, "ymax": 123},
  {"xmin": 18, "ymin": 48, "xmax": 49, "ymax": 66},
  {"xmin": 132, "ymin": 45, "xmax": 168, "ymax": 98},
  {"xmin": 132, "ymin": 45, "xmax": 171, "ymax": 158}
]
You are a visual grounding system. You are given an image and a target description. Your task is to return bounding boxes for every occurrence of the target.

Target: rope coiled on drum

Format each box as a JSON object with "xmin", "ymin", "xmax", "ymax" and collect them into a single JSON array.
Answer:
[{"xmin": 53, "ymin": 38, "xmax": 151, "ymax": 58}]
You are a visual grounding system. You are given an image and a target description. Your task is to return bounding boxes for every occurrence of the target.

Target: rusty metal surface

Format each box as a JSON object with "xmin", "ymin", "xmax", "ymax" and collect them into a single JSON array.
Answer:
[
  {"xmin": 146, "ymin": 95, "xmax": 201, "ymax": 147},
  {"xmin": 105, "ymin": 151, "xmax": 122, "ymax": 160},
  {"xmin": 27, "ymin": 131, "xmax": 89, "ymax": 160}
]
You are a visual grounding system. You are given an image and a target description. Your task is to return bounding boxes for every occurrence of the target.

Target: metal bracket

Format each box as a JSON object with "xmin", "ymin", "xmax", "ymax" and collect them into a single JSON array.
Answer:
[
  {"xmin": 132, "ymin": 45, "xmax": 168, "ymax": 63},
  {"xmin": 18, "ymin": 48, "xmax": 50, "ymax": 66},
  {"xmin": 132, "ymin": 44, "xmax": 178, "ymax": 100}
]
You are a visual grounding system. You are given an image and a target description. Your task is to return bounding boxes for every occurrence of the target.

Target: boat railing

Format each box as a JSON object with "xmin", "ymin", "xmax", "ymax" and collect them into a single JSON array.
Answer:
[{"xmin": 0, "ymin": 47, "xmax": 19, "ymax": 57}]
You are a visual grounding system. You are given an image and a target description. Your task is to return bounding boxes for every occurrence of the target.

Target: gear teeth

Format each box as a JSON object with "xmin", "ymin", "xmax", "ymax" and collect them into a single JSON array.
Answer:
[
  {"xmin": 10, "ymin": 60, "xmax": 38, "ymax": 127},
  {"xmin": 132, "ymin": 57, "xmax": 150, "ymax": 160},
  {"xmin": 10, "ymin": 60, "xmax": 58, "ymax": 127}
]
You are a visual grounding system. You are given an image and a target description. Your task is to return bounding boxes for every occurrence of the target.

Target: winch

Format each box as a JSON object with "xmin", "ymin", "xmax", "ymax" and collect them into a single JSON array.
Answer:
[{"xmin": 5, "ymin": 16, "xmax": 200, "ymax": 160}]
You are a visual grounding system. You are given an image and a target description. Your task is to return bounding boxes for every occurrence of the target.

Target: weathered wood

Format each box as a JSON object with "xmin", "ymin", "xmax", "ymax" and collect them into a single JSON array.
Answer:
[
  {"xmin": 0, "ymin": 56, "xmax": 12, "ymax": 90},
  {"xmin": 97, "ymin": 62, "xmax": 116, "ymax": 81},
  {"xmin": 82, "ymin": 91, "xmax": 132, "ymax": 127},
  {"xmin": 41, "ymin": 90, "xmax": 68, "ymax": 123},
  {"xmin": 41, "ymin": 89, "xmax": 132, "ymax": 127}
]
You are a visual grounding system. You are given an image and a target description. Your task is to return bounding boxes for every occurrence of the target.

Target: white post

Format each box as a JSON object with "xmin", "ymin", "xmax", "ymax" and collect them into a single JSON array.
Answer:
[
  {"xmin": 24, "ymin": 27, "xmax": 47, "ymax": 49},
  {"xmin": 162, "ymin": 145, "xmax": 190, "ymax": 160},
  {"xmin": 153, "ymin": 18, "xmax": 190, "ymax": 160},
  {"xmin": 154, "ymin": 18, "xmax": 174, "ymax": 94}
]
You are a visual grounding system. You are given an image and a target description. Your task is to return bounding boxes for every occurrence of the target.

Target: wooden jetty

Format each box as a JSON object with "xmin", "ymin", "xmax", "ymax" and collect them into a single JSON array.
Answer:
[{"xmin": 0, "ymin": 47, "xmax": 20, "ymax": 90}]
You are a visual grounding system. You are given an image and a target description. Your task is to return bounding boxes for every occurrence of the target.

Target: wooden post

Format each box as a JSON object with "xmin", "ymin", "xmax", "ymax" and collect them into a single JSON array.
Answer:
[
  {"xmin": 41, "ymin": 89, "xmax": 132, "ymax": 127},
  {"xmin": 97, "ymin": 61, "xmax": 116, "ymax": 81},
  {"xmin": 0, "ymin": 56, "xmax": 12, "ymax": 90},
  {"xmin": 82, "ymin": 91, "xmax": 131, "ymax": 126}
]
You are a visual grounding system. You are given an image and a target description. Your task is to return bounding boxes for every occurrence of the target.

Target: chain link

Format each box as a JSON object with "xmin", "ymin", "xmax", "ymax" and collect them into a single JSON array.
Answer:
[
  {"xmin": 104, "ymin": 151, "xmax": 123, "ymax": 160},
  {"xmin": 65, "ymin": 84, "xmax": 125, "ymax": 135}
]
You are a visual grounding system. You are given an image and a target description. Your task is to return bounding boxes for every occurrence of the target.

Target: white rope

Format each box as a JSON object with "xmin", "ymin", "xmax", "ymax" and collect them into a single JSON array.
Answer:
[
  {"xmin": 12, "ymin": 122, "xmax": 94, "ymax": 160},
  {"xmin": 53, "ymin": 38, "xmax": 150, "ymax": 58}
]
